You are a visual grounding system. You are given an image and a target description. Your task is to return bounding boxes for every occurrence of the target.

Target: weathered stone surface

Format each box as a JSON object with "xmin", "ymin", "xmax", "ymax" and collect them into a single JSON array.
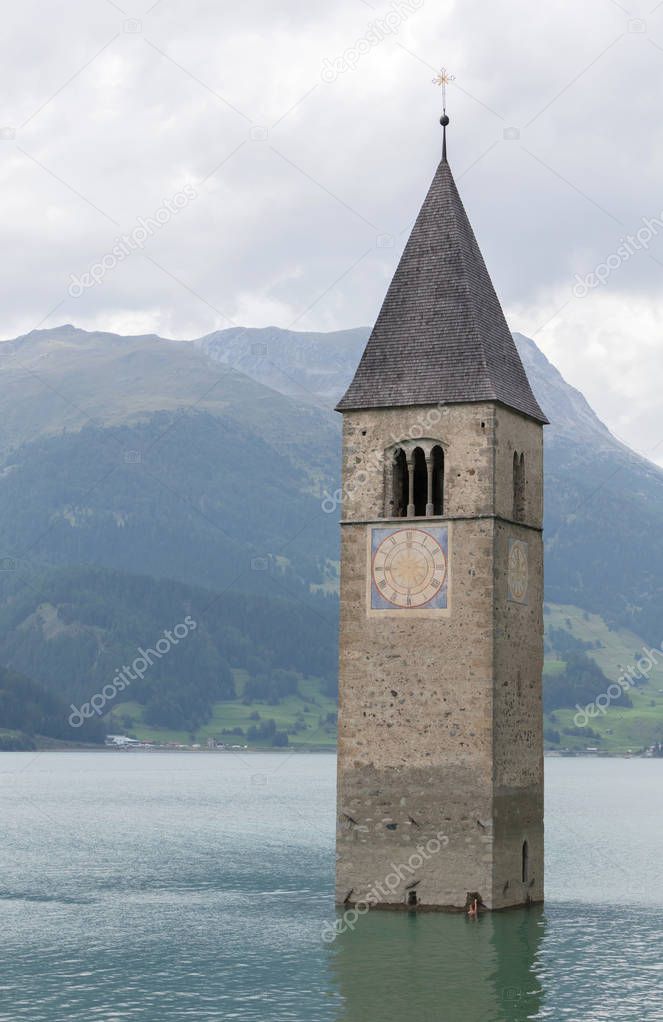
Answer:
[{"xmin": 336, "ymin": 403, "xmax": 544, "ymax": 911}]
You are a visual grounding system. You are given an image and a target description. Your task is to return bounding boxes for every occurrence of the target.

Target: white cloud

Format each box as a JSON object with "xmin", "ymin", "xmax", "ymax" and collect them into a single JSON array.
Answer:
[
  {"xmin": 510, "ymin": 289, "xmax": 663, "ymax": 465},
  {"xmin": 3, "ymin": 0, "xmax": 663, "ymax": 455}
]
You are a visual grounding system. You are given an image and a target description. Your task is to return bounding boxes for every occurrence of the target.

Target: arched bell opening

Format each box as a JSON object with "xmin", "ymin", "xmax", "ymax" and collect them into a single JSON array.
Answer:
[
  {"xmin": 384, "ymin": 439, "xmax": 447, "ymax": 519},
  {"xmin": 431, "ymin": 445, "xmax": 444, "ymax": 516},
  {"xmin": 391, "ymin": 448, "xmax": 408, "ymax": 518},
  {"xmin": 412, "ymin": 447, "xmax": 427, "ymax": 517}
]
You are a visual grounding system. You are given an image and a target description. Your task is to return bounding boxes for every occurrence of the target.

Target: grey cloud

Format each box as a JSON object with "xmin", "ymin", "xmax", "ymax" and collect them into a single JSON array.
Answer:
[{"xmin": 3, "ymin": 0, "xmax": 663, "ymax": 457}]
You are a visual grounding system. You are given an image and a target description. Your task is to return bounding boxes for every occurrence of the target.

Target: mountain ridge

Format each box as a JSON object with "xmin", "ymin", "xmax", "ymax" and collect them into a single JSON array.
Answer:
[{"xmin": 2, "ymin": 321, "xmax": 663, "ymax": 750}]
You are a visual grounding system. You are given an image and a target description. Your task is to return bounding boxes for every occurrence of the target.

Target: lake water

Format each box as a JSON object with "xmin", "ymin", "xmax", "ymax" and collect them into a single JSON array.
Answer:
[{"xmin": 1, "ymin": 752, "xmax": 662, "ymax": 1021}]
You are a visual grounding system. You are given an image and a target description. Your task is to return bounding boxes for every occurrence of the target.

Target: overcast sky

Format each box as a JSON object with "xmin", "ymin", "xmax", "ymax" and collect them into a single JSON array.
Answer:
[{"xmin": 3, "ymin": 0, "xmax": 663, "ymax": 461}]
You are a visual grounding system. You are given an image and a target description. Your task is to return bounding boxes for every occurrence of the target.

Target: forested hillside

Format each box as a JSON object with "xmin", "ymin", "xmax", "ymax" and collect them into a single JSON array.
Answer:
[
  {"xmin": 0, "ymin": 566, "xmax": 337, "ymax": 733},
  {"xmin": 0, "ymin": 664, "xmax": 104, "ymax": 748},
  {"xmin": 3, "ymin": 323, "xmax": 663, "ymax": 750},
  {"xmin": 0, "ymin": 411, "xmax": 336, "ymax": 597}
]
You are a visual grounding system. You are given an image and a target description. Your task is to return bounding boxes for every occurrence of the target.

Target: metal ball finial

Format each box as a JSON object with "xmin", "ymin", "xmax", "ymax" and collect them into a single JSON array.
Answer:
[
  {"xmin": 440, "ymin": 113, "xmax": 450, "ymax": 161},
  {"xmin": 433, "ymin": 68, "xmax": 454, "ymax": 161}
]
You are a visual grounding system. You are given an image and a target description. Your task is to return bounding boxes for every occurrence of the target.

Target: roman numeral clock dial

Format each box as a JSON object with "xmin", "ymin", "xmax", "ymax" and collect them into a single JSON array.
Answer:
[{"xmin": 370, "ymin": 527, "xmax": 449, "ymax": 613}]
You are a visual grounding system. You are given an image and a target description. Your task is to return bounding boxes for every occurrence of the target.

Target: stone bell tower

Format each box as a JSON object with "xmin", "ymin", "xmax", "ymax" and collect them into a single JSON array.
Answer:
[{"xmin": 334, "ymin": 115, "xmax": 547, "ymax": 912}]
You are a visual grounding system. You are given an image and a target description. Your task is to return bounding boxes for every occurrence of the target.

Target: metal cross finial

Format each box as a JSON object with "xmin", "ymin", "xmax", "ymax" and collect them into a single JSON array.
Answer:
[{"xmin": 432, "ymin": 67, "xmax": 455, "ymax": 114}]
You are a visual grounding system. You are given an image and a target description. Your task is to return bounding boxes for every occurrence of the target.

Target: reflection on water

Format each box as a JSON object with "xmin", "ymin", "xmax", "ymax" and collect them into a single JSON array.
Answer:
[{"xmin": 331, "ymin": 908, "xmax": 544, "ymax": 1022}]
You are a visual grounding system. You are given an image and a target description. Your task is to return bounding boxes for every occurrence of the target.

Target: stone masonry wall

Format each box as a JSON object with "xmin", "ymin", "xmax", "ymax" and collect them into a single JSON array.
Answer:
[
  {"xmin": 336, "ymin": 402, "xmax": 544, "ymax": 910},
  {"xmin": 491, "ymin": 407, "xmax": 544, "ymax": 907}
]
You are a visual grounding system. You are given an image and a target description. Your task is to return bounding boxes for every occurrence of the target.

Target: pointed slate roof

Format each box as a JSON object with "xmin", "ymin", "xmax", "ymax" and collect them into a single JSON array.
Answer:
[{"xmin": 336, "ymin": 153, "xmax": 548, "ymax": 424}]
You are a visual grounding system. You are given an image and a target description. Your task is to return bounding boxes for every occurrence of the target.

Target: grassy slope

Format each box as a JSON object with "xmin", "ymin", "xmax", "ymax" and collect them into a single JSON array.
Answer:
[
  {"xmin": 113, "ymin": 603, "xmax": 663, "ymax": 754},
  {"xmin": 112, "ymin": 672, "xmax": 338, "ymax": 748},
  {"xmin": 110, "ymin": 603, "xmax": 663, "ymax": 754},
  {"xmin": 544, "ymin": 603, "xmax": 663, "ymax": 754}
]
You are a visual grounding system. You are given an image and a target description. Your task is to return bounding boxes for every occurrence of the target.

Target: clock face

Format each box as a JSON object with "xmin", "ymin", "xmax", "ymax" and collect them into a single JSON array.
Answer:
[
  {"xmin": 508, "ymin": 539, "xmax": 529, "ymax": 604},
  {"xmin": 370, "ymin": 527, "xmax": 449, "ymax": 612}
]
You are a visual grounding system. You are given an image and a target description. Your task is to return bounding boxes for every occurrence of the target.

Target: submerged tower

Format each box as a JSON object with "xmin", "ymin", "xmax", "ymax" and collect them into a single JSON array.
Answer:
[{"xmin": 335, "ymin": 115, "xmax": 547, "ymax": 911}]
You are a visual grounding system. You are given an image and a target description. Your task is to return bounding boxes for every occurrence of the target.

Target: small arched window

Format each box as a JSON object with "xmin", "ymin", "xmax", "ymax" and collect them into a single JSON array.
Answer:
[
  {"xmin": 521, "ymin": 840, "xmax": 529, "ymax": 884},
  {"xmin": 412, "ymin": 447, "xmax": 427, "ymax": 517},
  {"xmin": 391, "ymin": 449, "xmax": 408, "ymax": 518},
  {"xmin": 431, "ymin": 446, "xmax": 444, "ymax": 516},
  {"xmin": 513, "ymin": 452, "xmax": 526, "ymax": 522}
]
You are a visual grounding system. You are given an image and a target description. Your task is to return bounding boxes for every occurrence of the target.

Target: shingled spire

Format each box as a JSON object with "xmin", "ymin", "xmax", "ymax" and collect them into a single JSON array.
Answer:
[{"xmin": 337, "ymin": 122, "xmax": 548, "ymax": 424}]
